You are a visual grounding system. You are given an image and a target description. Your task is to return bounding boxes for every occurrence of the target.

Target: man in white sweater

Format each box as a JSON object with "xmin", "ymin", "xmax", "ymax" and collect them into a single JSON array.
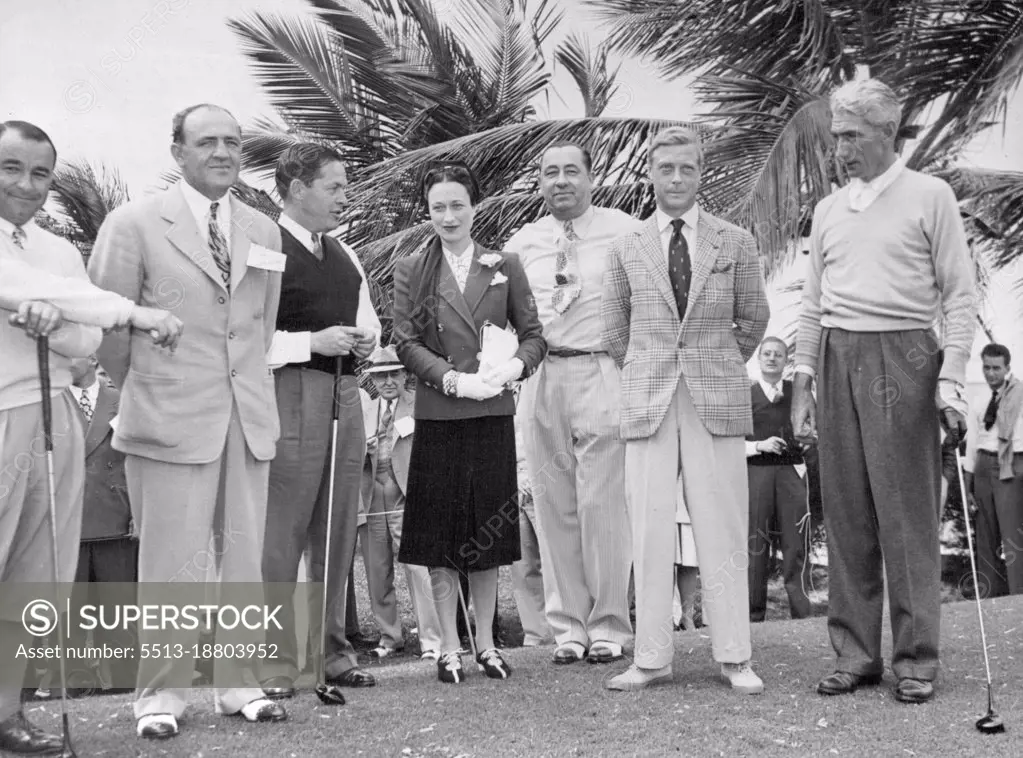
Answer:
[
  {"xmin": 0, "ymin": 120, "xmax": 180, "ymax": 756},
  {"xmin": 792, "ymin": 80, "xmax": 975, "ymax": 705}
]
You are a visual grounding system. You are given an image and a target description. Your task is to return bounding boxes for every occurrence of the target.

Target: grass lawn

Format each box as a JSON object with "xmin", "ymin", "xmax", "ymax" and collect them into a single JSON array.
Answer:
[{"xmin": 24, "ymin": 563, "xmax": 1022, "ymax": 758}]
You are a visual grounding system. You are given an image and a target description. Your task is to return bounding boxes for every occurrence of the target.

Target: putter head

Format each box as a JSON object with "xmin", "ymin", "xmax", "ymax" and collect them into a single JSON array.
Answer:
[
  {"xmin": 315, "ymin": 684, "xmax": 346, "ymax": 706},
  {"xmin": 976, "ymin": 712, "xmax": 1006, "ymax": 734}
]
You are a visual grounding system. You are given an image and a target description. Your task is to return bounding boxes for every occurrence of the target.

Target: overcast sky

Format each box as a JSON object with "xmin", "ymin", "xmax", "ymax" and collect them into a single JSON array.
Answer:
[{"xmin": 3, "ymin": 0, "xmax": 1020, "ymax": 194}]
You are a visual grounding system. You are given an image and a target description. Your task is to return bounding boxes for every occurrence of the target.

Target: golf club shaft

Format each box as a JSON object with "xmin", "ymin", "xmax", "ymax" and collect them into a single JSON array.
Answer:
[
  {"xmin": 37, "ymin": 337, "xmax": 75, "ymax": 752},
  {"xmin": 318, "ymin": 357, "xmax": 344, "ymax": 686},
  {"xmin": 954, "ymin": 449, "xmax": 996, "ymax": 688},
  {"xmin": 455, "ymin": 579, "xmax": 478, "ymax": 661}
]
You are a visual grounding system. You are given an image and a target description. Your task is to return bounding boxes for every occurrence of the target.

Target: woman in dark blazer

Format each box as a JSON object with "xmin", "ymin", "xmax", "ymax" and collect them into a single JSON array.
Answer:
[{"xmin": 393, "ymin": 163, "xmax": 546, "ymax": 683}]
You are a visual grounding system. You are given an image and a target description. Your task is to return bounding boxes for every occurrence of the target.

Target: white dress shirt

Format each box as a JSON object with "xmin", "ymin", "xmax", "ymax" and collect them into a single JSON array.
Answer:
[
  {"xmin": 506, "ymin": 205, "xmax": 641, "ymax": 351},
  {"xmin": 68, "ymin": 379, "xmax": 100, "ymax": 421},
  {"xmin": 656, "ymin": 204, "xmax": 700, "ymax": 262},
  {"xmin": 266, "ymin": 213, "xmax": 383, "ymax": 367},
  {"xmin": 442, "ymin": 243, "xmax": 473, "ymax": 293},
  {"xmin": 963, "ymin": 377, "xmax": 1023, "ymax": 473},
  {"xmin": 178, "ymin": 179, "xmax": 232, "ymax": 246},
  {"xmin": 848, "ymin": 157, "xmax": 904, "ymax": 212}
]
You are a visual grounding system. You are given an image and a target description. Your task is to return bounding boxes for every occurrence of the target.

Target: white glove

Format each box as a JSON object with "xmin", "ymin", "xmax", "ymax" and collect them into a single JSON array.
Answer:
[
  {"xmin": 480, "ymin": 358, "xmax": 524, "ymax": 388},
  {"xmin": 456, "ymin": 372, "xmax": 503, "ymax": 401}
]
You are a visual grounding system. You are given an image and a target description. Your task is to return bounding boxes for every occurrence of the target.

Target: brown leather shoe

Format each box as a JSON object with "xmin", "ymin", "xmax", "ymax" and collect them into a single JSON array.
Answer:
[
  {"xmin": 0, "ymin": 712, "xmax": 62, "ymax": 755},
  {"xmin": 327, "ymin": 667, "xmax": 376, "ymax": 688},
  {"xmin": 817, "ymin": 670, "xmax": 883, "ymax": 696},
  {"xmin": 894, "ymin": 677, "xmax": 934, "ymax": 703}
]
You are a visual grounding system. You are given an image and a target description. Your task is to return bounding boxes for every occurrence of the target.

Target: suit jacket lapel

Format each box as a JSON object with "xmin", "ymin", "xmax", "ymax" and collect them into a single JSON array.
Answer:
[
  {"xmin": 162, "ymin": 183, "xmax": 228, "ymax": 291},
  {"xmin": 683, "ymin": 211, "xmax": 721, "ymax": 325},
  {"xmin": 435, "ymin": 240, "xmax": 476, "ymax": 333},
  {"xmin": 229, "ymin": 197, "xmax": 253, "ymax": 291},
  {"xmin": 637, "ymin": 218, "xmax": 679, "ymax": 321},
  {"xmin": 84, "ymin": 383, "xmax": 115, "ymax": 456},
  {"xmin": 463, "ymin": 242, "xmax": 496, "ymax": 315}
]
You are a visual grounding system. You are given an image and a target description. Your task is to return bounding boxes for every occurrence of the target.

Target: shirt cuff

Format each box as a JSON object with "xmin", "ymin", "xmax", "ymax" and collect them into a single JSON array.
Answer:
[
  {"xmin": 267, "ymin": 331, "xmax": 311, "ymax": 369},
  {"xmin": 745, "ymin": 441, "xmax": 759, "ymax": 457},
  {"xmin": 937, "ymin": 378, "xmax": 967, "ymax": 416},
  {"xmin": 794, "ymin": 364, "xmax": 816, "ymax": 380}
]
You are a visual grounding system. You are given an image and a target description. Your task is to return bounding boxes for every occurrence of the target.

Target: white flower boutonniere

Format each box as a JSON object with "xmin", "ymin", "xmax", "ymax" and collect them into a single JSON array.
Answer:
[
  {"xmin": 490, "ymin": 271, "xmax": 508, "ymax": 286},
  {"xmin": 478, "ymin": 253, "xmax": 503, "ymax": 268}
]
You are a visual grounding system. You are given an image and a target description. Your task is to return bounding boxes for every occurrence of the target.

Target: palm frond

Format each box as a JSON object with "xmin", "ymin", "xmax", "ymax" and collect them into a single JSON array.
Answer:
[
  {"xmin": 49, "ymin": 160, "xmax": 130, "ymax": 245},
  {"xmin": 939, "ymin": 167, "xmax": 1023, "ymax": 266},
  {"xmin": 554, "ymin": 33, "xmax": 622, "ymax": 117}
]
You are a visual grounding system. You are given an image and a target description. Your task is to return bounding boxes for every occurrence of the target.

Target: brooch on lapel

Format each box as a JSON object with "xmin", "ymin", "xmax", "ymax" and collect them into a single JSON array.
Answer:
[
  {"xmin": 478, "ymin": 253, "xmax": 502, "ymax": 268},
  {"xmin": 490, "ymin": 271, "xmax": 508, "ymax": 286}
]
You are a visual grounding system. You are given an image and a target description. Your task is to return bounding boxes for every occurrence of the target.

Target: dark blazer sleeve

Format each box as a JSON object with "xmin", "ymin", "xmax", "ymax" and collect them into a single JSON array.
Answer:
[
  {"xmin": 392, "ymin": 255, "xmax": 455, "ymax": 390},
  {"xmin": 502, "ymin": 253, "xmax": 546, "ymax": 376}
]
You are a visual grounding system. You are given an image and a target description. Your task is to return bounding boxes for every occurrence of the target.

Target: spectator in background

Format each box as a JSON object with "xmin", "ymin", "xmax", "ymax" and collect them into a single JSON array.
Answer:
[
  {"xmin": 963, "ymin": 343, "xmax": 1023, "ymax": 597},
  {"xmin": 746, "ymin": 337, "xmax": 812, "ymax": 622}
]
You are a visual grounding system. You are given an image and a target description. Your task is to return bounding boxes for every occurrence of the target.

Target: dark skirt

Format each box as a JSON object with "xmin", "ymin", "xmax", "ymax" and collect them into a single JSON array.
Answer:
[{"xmin": 399, "ymin": 416, "xmax": 521, "ymax": 572}]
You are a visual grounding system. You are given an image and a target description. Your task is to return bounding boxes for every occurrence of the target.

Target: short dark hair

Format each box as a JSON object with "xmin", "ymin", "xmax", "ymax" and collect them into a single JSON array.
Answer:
[
  {"xmin": 421, "ymin": 161, "xmax": 480, "ymax": 206},
  {"xmin": 541, "ymin": 140, "xmax": 592, "ymax": 173},
  {"xmin": 981, "ymin": 343, "xmax": 1011, "ymax": 366},
  {"xmin": 759, "ymin": 336, "xmax": 788, "ymax": 354},
  {"xmin": 276, "ymin": 143, "xmax": 345, "ymax": 200},
  {"xmin": 171, "ymin": 104, "xmax": 237, "ymax": 145},
  {"xmin": 0, "ymin": 120, "xmax": 57, "ymax": 162}
]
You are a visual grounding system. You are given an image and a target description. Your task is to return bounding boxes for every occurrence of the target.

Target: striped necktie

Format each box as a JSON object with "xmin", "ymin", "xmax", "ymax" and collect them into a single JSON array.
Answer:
[
  {"xmin": 10, "ymin": 226, "xmax": 26, "ymax": 249},
  {"xmin": 208, "ymin": 202, "xmax": 231, "ymax": 287}
]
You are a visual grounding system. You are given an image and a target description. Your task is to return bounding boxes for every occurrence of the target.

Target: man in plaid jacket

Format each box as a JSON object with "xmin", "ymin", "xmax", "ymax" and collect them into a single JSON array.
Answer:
[{"xmin": 601, "ymin": 127, "xmax": 769, "ymax": 693}]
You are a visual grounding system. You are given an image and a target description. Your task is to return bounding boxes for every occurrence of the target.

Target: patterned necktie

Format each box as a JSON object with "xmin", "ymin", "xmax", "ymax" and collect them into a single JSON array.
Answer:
[
  {"xmin": 10, "ymin": 226, "xmax": 26, "ymax": 249},
  {"xmin": 668, "ymin": 219, "xmax": 692, "ymax": 319},
  {"xmin": 78, "ymin": 390, "xmax": 94, "ymax": 423},
  {"xmin": 552, "ymin": 219, "xmax": 582, "ymax": 315},
  {"xmin": 378, "ymin": 401, "xmax": 395, "ymax": 464},
  {"xmin": 208, "ymin": 202, "xmax": 231, "ymax": 287},
  {"xmin": 312, "ymin": 233, "xmax": 323, "ymax": 260},
  {"xmin": 983, "ymin": 388, "xmax": 1000, "ymax": 431}
]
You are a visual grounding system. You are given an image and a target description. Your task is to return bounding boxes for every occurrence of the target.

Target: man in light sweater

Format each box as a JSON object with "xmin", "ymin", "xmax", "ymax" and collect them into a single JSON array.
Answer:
[
  {"xmin": 0, "ymin": 120, "xmax": 180, "ymax": 756},
  {"xmin": 792, "ymin": 80, "xmax": 976, "ymax": 705}
]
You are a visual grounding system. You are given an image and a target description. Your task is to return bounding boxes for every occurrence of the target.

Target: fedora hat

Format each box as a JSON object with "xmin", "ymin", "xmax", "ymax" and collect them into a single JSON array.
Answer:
[{"xmin": 364, "ymin": 345, "xmax": 405, "ymax": 374}]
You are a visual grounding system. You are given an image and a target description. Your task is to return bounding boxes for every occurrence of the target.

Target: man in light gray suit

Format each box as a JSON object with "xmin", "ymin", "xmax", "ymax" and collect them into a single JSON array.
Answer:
[{"xmin": 89, "ymin": 104, "xmax": 287, "ymax": 741}]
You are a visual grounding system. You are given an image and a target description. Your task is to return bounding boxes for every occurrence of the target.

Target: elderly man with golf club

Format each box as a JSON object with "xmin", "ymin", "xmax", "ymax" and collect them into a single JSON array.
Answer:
[
  {"xmin": 0, "ymin": 120, "xmax": 181, "ymax": 757},
  {"xmin": 89, "ymin": 104, "xmax": 288, "ymax": 740},
  {"xmin": 792, "ymin": 78, "xmax": 976, "ymax": 706}
]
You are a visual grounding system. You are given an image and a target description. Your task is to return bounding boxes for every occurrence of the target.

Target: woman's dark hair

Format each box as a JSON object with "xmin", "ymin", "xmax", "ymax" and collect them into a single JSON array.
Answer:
[{"xmin": 421, "ymin": 161, "xmax": 481, "ymax": 206}]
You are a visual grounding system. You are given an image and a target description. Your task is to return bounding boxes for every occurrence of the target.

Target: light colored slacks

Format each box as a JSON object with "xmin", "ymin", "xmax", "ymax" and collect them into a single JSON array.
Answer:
[
  {"xmin": 626, "ymin": 378, "xmax": 751, "ymax": 670},
  {"xmin": 364, "ymin": 463, "xmax": 442, "ymax": 653},
  {"xmin": 262, "ymin": 369, "xmax": 364, "ymax": 683},
  {"xmin": 520, "ymin": 354, "xmax": 632, "ymax": 649},
  {"xmin": 0, "ymin": 396, "xmax": 84, "ymax": 721},
  {"xmin": 128, "ymin": 408, "xmax": 267, "ymax": 719},
  {"xmin": 511, "ymin": 492, "xmax": 553, "ymax": 645}
]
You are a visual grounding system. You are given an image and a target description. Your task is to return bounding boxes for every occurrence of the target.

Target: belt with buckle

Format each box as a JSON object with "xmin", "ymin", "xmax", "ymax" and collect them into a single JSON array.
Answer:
[{"xmin": 547, "ymin": 348, "xmax": 606, "ymax": 358}]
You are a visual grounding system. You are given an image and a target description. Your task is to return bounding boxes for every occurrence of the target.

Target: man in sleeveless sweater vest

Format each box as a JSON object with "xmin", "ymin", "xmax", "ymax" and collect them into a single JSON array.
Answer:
[
  {"xmin": 792, "ymin": 79, "xmax": 976, "ymax": 704},
  {"xmin": 261, "ymin": 143, "xmax": 381, "ymax": 698},
  {"xmin": 745, "ymin": 337, "xmax": 811, "ymax": 622}
]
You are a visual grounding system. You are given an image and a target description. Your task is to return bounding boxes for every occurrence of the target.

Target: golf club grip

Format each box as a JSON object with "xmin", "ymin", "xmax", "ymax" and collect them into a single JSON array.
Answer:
[
  {"xmin": 36, "ymin": 336, "xmax": 54, "ymax": 451},
  {"xmin": 332, "ymin": 356, "xmax": 343, "ymax": 421}
]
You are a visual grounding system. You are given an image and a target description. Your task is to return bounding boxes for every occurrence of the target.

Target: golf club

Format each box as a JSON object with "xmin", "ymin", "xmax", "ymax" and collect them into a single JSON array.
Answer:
[
  {"xmin": 36, "ymin": 336, "xmax": 79, "ymax": 757},
  {"xmin": 455, "ymin": 579, "xmax": 479, "ymax": 664},
  {"xmin": 954, "ymin": 447, "xmax": 1006, "ymax": 735},
  {"xmin": 314, "ymin": 357, "xmax": 346, "ymax": 707}
]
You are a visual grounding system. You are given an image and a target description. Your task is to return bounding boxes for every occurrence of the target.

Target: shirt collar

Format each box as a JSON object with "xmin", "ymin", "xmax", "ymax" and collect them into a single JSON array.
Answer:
[
  {"xmin": 441, "ymin": 242, "xmax": 473, "ymax": 260},
  {"xmin": 656, "ymin": 203, "xmax": 700, "ymax": 235},
  {"xmin": 0, "ymin": 216, "xmax": 36, "ymax": 243},
  {"xmin": 759, "ymin": 377, "xmax": 782, "ymax": 395},
  {"xmin": 553, "ymin": 205, "xmax": 595, "ymax": 239},
  {"xmin": 69, "ymin": 379, "xmax": 99, "ymax": 397},
  {"xmin": 178, "ymin": 180, "xmax": 230, "ymax": 231},
  {"xmin": 851, "ymin": 157, "xmax": 904, "ymax": 194},
  {"xmin": 279, "ymin": 212, "xmax": 318, "ymax": 254}
]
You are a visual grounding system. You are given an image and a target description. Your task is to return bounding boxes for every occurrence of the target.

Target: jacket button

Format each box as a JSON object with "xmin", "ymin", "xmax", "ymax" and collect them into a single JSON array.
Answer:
[
  {"xmin": 218, "ymin": 296, "xmax": 226, "ymax": 304},
  {"xmin": 228, "ymin": 332, "xmax": 236, "ymax": 340},
  {"xmin": 231, "ymin": 369, "xmax": 238, "ymax": 377}
]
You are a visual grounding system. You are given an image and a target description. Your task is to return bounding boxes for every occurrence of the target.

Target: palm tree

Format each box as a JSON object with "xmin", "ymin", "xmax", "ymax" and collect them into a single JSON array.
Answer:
[
  {"xmin": 228, "ymin": 0, "xmax": 692, "ymax": 313},
  {"xmin": 46, "ymin": 160, "xmax": 131, "ymax": 259},
  {"xmin": 589, "ymin": 0, "xmax": 1023, "ymax": 279}
]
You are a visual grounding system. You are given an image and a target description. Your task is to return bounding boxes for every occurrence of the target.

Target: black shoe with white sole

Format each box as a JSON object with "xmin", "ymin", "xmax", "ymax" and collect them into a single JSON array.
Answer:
[
  {"xmin": 476, "ymin": 648, "xmax": 511, "ymax": 680},
  {"xmin": 437, "ymin": 652, "xmax": 464, "ymax": 684}
]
